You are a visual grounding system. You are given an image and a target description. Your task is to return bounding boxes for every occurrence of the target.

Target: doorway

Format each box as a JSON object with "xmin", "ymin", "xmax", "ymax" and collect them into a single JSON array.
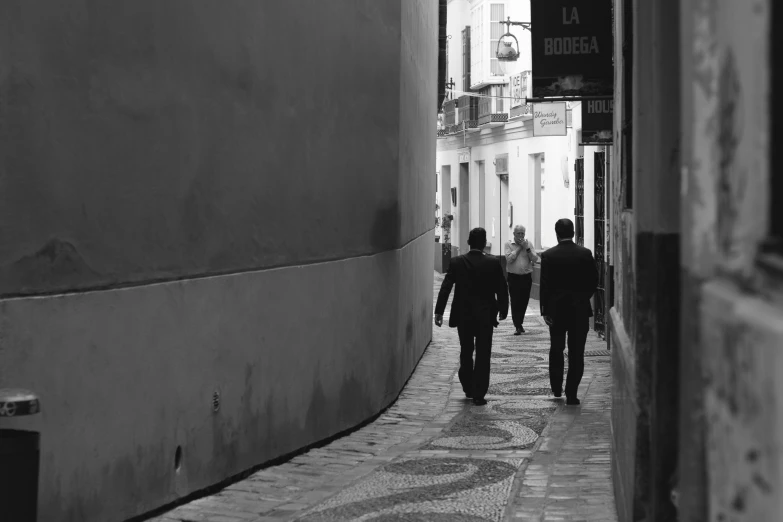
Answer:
[
  {"xmin": 528, "ymin": 154, "xmax": 543, "ymax": 249},
  {"xmin": 440, "ymin": 165, "xmax": 452, "ymax": 247},
  {"xmin": 458, "ymin": 162, "xmax": 470, "ymax": 253},
  {"xmin": 499, "ymin": 175, "xmax": 509, "ymax": 253},
  {"xmin": 478, "ymin": 161, "xmax": 486, "ymax": 229}
]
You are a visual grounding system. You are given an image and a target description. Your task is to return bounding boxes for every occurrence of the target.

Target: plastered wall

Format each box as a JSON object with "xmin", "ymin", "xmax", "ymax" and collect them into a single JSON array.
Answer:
[{"xmin": 0, "ymin": 1, "xmax": 437, "ymax": 521}]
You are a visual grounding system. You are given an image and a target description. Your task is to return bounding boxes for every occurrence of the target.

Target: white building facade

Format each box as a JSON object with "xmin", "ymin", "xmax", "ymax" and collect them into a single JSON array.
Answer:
[{"xmin": 437, "ymin": 0, "xmax": 611, "ymax": 320}]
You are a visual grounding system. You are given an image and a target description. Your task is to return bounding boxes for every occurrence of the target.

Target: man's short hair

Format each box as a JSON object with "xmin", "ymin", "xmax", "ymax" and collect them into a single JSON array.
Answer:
[
  {"xmin": 513, "ymin": 225, "xmax": 526, "ymax": 234},
  {"xmin": 468, "ymin": 227, "xmax": 488, "ymax": 250},
  {"xmin": 554, "ymin": 218, "xmax": 575, "ymax": 239}
]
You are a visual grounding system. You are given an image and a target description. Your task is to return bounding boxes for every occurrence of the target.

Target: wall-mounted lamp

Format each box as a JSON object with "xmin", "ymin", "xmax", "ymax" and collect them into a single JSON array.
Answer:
[{"xmin": 496, "ymin": 17, "xmax": 532, "ymax": 75}]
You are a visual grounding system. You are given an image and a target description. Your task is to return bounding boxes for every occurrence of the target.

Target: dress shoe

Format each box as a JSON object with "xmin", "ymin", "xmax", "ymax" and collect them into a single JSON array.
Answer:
[
  {"xmin": 473, "ymin": 398, "xmax": 488, "ymax": 406},
  {"xmin": 465, "ymin": 393, "xmax": 473, "ymax": 399},
  {"xmin": 566, "ymin": 397, "xmax": 580, "ymax": 406},
  {"xmin": 514, "ymin": 328, "xmax": 522, "ymax": 335},
  {"xmin": 552, "ymin": 390, "xmax": 562, "ymax": 398}
]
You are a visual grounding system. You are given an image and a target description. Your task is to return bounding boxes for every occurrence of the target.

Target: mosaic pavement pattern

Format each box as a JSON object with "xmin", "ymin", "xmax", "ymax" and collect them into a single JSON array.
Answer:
[
  {"xmin": 297, "ymin": 457, "xmax": 522, "ymax": 522},
  {"xmin": 294, "ymin": 290, "xmax": 567, "ymax": 521}
]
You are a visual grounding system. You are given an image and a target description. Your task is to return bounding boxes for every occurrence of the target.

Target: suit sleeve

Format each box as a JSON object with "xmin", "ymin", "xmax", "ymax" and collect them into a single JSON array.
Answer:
[
  {"xmin": 539, "ymin": 252, "xmax": 549, "ymax": 316},
  {"xmin": 496, "ymin": 260, "xmax": 509, "ymax": 317},
  {"xmin": 434, "ymin": 260, "xmax": 456, "ymax": 315}
]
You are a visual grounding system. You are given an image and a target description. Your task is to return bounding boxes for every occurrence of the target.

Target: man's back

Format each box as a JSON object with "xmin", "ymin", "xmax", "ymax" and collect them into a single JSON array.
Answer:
[
  {"xmin": 435, "ymin": 250, "xmax": 509, "ymax": 327},
  {"xmin": 540, "ymin": 241, "xmax": 598, "ymax": 319}
]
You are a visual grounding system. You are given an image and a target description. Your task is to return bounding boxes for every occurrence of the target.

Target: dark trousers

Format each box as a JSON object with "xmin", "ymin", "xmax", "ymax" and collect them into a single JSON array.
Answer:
[
  {"xmin": 548, "ymin": 314, "xmax": 590, "ymax": 398},
  {"xmin": 507, "ymin": 273, "xmax": 533, "ymax": 329},
  {"xmin": 456, "ymin": 320, "xmax": 494, "ymax": 399}
]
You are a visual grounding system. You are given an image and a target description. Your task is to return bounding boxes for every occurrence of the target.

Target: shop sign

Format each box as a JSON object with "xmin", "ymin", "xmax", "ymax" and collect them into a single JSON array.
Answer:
[
  {"xmin": 511, "ymin": 71, "xmax": 531, "ymax": 108},
  {"xmin": 581, "ymin": 99, "xmax": 614, "ymax": 144},
  {"xmin": 533, "ymin": 103, "xmax": 567, "ymax": 136},
  {"xmin": 530, "ymin": 1, "xmax": 614, "ymax": 98}
]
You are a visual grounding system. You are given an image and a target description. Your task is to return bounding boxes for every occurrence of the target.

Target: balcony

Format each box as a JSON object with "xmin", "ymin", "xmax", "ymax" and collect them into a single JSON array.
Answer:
[
  {"xmin": 478, "ymin": 112, "xmax": 508, "ymax": 127},
  {"xmin": 509, "ymin": 103, "xmax": 533, "ymax": 120},
  {"xmin": 457, "ymin": 95, "xmax": 479, "ymax": 133},
  {"xmin": 443, "ymin": 99, "xmax": 457, "ymax": 126}
]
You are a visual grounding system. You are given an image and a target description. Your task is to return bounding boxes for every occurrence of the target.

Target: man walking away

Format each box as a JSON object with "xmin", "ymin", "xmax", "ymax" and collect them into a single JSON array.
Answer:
[
  {"xmin": 505, "ymin": 225, "xmax": 540, "ymax": 335},
  {"xmin": 540, "ymin": 219, "xmax": 598, "ymax": 405},
  {"xmin": 434, "ymin": 227, "xmax": 509, "ymax": 406}
]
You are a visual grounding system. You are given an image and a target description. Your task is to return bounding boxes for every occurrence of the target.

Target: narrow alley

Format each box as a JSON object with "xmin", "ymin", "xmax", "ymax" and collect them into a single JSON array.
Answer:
[
  {"xmin": 148, "ymin": 272, "xmax": 615, "ymax": 522},
  {"xmin": 2, "ymin": 1, "xmax": 780, "ymax": 521}
]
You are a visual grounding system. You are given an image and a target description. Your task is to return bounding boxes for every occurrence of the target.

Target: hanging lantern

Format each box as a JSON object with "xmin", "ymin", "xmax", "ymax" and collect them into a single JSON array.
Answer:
[
  {"xmin": 496, "ymin": 32, "xmax": 520, "ymax": 76},
  {"xmin": 496, "ymin": 35, "xmax": 520, "ymax": 62}
]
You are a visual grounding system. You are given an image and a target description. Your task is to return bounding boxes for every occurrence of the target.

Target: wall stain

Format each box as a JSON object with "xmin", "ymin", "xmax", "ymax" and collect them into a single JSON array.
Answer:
[
  {"xmin": 369, "ymin": 202, "xmax": 402, "ymax": 251},
  {"xmin": 0, "ymin": 238, "xmax": 100, "ymax": 294},
  {"xmin": 715, "ymin": 50, "xmax": 745, "ymax": 267}
]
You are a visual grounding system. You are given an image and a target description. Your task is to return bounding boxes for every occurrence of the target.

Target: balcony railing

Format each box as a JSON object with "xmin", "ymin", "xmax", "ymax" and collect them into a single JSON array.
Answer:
[
  {"xmin": 509, "ymin": 103, "xmax": 533, "ymax": 120},
  {"xmin": 478, "ymin": 112, "xmax": 509, "ymax": 126}
]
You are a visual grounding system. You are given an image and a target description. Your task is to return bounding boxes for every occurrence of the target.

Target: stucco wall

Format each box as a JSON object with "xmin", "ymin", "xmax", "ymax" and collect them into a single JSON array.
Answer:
[
  {"xmin": 0, "ymin": 1, "xmax": 437, "ymax": 521},
  {"xmin": 0, "ymin": 1, "xmax": 430, "ymax": 297}
]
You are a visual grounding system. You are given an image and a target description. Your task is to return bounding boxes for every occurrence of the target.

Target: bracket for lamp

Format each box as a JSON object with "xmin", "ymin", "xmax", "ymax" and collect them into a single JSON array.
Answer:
[{"xmin": 502, "ymin": 17, "xmax": 532, "ymax": 32}]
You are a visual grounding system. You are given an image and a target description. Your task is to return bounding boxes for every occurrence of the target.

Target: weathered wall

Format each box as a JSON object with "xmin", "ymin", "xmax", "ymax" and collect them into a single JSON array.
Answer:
[
  {"xmin": 680, "ymin": 0, "xmax": 781, "ymax": 520},
  {"xmin": 608, "ymin": 1, "xmax": 637, "ymax": 519},
  {"xmin": 0, "ymin": 1, "xmax": 426, "ymax": 296},
  {"xmin": 610, "ymin": 0, "xmax": 682, "ymax": 520},
  {"xmin": 0, "ymin": 1, "xmax": 437, "ymax": 521}
]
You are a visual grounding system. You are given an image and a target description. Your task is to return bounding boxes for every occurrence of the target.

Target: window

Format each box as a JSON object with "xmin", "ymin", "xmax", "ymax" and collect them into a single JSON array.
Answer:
[
  {"xmin": 490, "ymin": 4, "xmax": 505, "ymax": 76},
  {"xmin": 495, "ymin": 84, "xmax": 505, "ymax": 112},
  {"xmin": 462, "ymin": 26, "xmax": 472, "ymax": 91},
  {"xmin": 495, "ymin": 154, "xmax": 509, "ymax": 176},
  {"xmin": 471, "ymin": 6, "xmax": 483, "ymax": 87}
]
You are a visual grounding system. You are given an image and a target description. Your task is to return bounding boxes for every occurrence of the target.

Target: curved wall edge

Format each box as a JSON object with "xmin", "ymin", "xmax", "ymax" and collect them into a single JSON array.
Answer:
[{"xmin": 0, "ymin": 231, "xmax": 434, "ymax": 522}]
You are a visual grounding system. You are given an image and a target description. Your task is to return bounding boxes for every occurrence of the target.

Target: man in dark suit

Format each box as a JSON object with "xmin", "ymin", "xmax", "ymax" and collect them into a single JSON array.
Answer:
[
  {"xmin": 540, "ymin": 218, "xmax": 599, "ymax": 405},
  {"xmin": 434, "ymin": 227, "xmax": 509, "ymax": 406}
]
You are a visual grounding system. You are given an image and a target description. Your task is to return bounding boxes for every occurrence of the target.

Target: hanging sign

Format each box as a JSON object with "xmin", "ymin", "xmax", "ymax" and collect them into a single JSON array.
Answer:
[
  {"xmin": 530, "ymin": 0, "xmax": 614, "ymax": 99},
  {"xmin": 581, "ymin": 99, "xmax": 614, "ymax": 144},
  {"xmin": 533, "ymin": 103, "xmax": 567, "ymax": 136},
  {"xmin": 511, "ymin": 71, "xmax": 531, "ymax": 108},
  {"xmin": 511, "ymin": 74, "xmax": 524, "ymax": 108}
]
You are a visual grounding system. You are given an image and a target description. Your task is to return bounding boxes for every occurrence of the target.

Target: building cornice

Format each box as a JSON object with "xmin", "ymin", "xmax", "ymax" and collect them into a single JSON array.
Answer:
[{"xmin": 437, "ymin": 117, "xmax": 537, "ymax": 151}]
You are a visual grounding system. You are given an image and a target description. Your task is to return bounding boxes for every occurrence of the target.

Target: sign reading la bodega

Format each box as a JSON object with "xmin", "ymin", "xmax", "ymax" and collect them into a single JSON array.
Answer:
[{"xmin": 530, "ymin": 0, "xmax": 614, "ymax": 99}]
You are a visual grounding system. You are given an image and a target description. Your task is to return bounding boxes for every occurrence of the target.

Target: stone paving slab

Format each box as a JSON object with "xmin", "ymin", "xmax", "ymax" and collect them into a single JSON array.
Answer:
[{"xmin": 148, "ymin": 272, "xmax": 616, "ymax": 522}]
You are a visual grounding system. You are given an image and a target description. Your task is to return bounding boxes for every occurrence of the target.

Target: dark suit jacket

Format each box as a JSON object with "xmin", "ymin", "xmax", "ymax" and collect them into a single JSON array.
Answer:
[
  {"xmin": 435, "ymin": 250, "xmax": 509, "ymax": 327},
  {"xmin": 539, "ymin": 240, "xmax": 599, "ymax": 320}
]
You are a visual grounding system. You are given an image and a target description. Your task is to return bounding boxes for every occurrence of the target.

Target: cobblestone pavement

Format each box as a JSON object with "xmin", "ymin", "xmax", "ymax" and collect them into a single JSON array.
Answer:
[{"xmin": 149, "ymin": 272, "xmax": 616, "ymax": 522}]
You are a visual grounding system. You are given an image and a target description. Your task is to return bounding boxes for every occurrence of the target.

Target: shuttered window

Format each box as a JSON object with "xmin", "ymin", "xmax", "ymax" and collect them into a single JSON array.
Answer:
[
  {"xmin": 471, "ymin": 5, "xmax": 483, "ymax": 88},
  {"xmin": 462, "ymin": 26, "xmax": 471, "ymax": 91},
  {"xmin": 495, "ymin": 154, "xmax": 509, "ymax": 175},
  {"xmin": 490, "ymin": 4, "xmax": 505, "ymax": 76}
]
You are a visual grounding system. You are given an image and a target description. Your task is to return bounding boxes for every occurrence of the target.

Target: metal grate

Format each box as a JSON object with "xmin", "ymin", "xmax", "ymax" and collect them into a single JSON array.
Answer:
[
  {"xmin": 593, "ymin": 152, "xmax": 607, "ymax": 337},
  {"xmin": 575, "ymin": 158, "xmax": 585, "ymax": 246}
]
